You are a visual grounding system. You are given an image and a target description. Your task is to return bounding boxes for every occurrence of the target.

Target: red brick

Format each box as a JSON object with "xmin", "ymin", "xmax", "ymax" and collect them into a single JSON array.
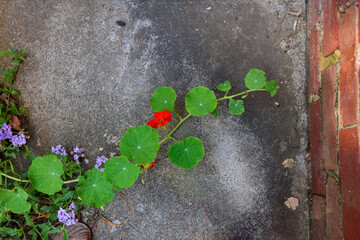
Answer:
[
  {"xmin": 339, "ymin": 127, "xmax": 360, "ymax": 239},
  {"xmin": 325, "ymin": 178, "xmax": 342, "ymax": 240},
  {"xmin": 310, "ymin": 100, "xmax": 325, "ymax": 195},
  {"xmin": 312, "ymin": 195, "xmax": 325, "ymax": 240},
  {"xmin": 321, "ymin": 66, "xmax": 338, "ymax": 170},
  {"xmin": 309, "ymin": 29, "xmax": 320, "ymax": 97},
  {"xmin": 308, "ymin": 0, "xmax": 321, "ymax": 30},
  {"xmin": 339, "ymin": 6, "xmax": 358, "ymax": 126},
  {"xmin": 323, "ymin": 0, "xmax": 339, "ymax": 57}
]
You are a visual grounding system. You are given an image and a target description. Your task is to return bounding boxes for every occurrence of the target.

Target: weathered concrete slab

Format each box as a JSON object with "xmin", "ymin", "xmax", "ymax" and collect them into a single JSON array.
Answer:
[{"xmin": 0, "ymin": 0, "xmax": 308, "ymax": 239}]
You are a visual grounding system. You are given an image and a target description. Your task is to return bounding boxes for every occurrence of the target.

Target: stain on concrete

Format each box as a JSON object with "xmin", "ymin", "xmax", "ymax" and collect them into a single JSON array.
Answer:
[{"xmin": 0, "ymin": 0, "xmax": 308, "ymax": 239}]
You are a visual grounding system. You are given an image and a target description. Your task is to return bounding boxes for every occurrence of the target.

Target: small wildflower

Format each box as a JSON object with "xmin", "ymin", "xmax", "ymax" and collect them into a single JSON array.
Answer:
[
  {"xmin": 69, "ymin": 202, "xmax": 76, "ymax": 211},
  {"xmin": 147, "ymin": 110, "xmax": 172, "ymax": 130},
  {"xmin": 11, "ymin": 134, "xmax": 26, "ymax": 147},
  {"xmin": 0, "ymin": 123, "xmax": 13, "ymax": 141},
  {"xmin": 70, "ymin": 146, "xmax": 85, "ymax": 165},
  {"xmin": 95, "ymin": 155, "xmax": 108, "ymax": 172},
  {"xmin": 51, "ymin": 145, "xmax": 67, "ymax": 161},
  {"xmin": 84, "ymin": 158, "xmax": 89, "ymax": 164}
]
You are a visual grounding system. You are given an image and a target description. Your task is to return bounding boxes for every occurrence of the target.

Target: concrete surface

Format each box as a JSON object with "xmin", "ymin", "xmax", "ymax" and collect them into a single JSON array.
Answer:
[{"xmin": 0, "ymin": 0, "xmax": 309, "ymax": 239}]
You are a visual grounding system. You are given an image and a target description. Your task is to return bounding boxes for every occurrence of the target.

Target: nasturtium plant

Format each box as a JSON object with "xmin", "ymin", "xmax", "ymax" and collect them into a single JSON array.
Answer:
[
  {"xmin": 104, "ymin": 156, "xmax": 140, "ymax": 189},
  {"xmin": 77, "ymin": 169, "xmax": 114, "ymax": 208},
  {"xmin": 28, "ymin": 155, "xmax": 64, "ymax": 195},
  {"xmin": 245, "ymin": 69, "xmax": 267, "ymax": 90},
  {"xmin": 265, "ymin": 80, "xmax": 279, "ymax": 97},
  {"xmin": 150, "ymin": 86, "xmax": 177, "ymax": 112},
  {"xmin": 185, "ymin": 86, "xmax": 217, "ymax": 116},
  {"xmin": 0, "ymin": 187, "xmax": 31, "ymax": 213},
  {"xmin": 211, "ymin": 107, "xmax": 219, "ymax": 117},
  {"xmin": 229, "ymin": 99, "xmax": 245, "ymax": 115},
  {"xmin": 217, "ymin": 80, "xmax": 232, "ymax": 91},
  {"xmin": 120, "ymin": 125, "xmax": 160, "ymax": 165},
  {"xmin": 168, "ymin": 136, "xmax": 205, "ymax": 169}
]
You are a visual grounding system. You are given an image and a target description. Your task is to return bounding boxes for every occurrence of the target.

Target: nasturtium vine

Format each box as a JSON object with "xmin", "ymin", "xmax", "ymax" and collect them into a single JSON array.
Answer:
[
  {"xmin": 0, "ymin": 65, "xmax": 279, "ymax": 239},
  {"xmin": 168, "ymin": 136, "xmax": 205, "ymax": 169},
  {"xmin": 217, "ymin": 80, "xmax": 232, "ymax": 91},
  {"xmin": 229, "ymin": 99, "xmax": 245, "ymax": 115},
  {"xmin": 104, "ymin": 156, "xmax": 140, "ymax": 189},
  {"xmin": 150, "ymin": 86, "xmax": 177, "ymax": 112},
  {"xmin": 28, "ymin": 155, "xmax": 64, "ymax": 195},
  {"xmin": 265, "ymin": 80, "xmax": 279, "ymax": 97},
  {"xmin": 185, "ymin": 86, "xmax": 217, "ymax": 116},
  {"xmin": 119, "ymin": 125, "xmax": 160, "ymax": 165},
  {"xmin": 0, "ymin": 187, "xmax": 31, "ymax": 214},
  {"xmin": 245, "ymin": 69, "xmax": 267, "ymax": 90},
  {"xmin": 77, "ymin": 169, "xmax": 114, "ymax": 208}
]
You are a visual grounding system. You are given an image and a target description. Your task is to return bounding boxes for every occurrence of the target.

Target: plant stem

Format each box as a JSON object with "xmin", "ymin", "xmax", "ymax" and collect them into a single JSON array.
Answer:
[
  {"xmin": 159, "ymin": 114, "xmax": 191, "ymax": 145},
  {"xmin": 63, "ymin": 177, "xmax": 80, "ymax": 184},
  {"xmin": 0, "ymin": 172, "xmax": 80, "ymax": 184},
  {"xmin": 0, "ymin": 172, "xmax": 29, "ymax": 183},
  {"xmin": 216, "ymin": 89, "xmax": 266, "ymax": 101}
]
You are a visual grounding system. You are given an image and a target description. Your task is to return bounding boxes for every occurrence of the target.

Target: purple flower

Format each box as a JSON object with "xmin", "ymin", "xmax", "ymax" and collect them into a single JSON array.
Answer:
[
  {"xmin": 69, "ymin": 202, "xmax": 76, "ymax": 211},
  {"xmin": 51, "ymin": 145, "xmax": 67, "ymax": 156},
  {"xmin": 57, "ymin": 206, "xmax": 78, "ymax": 226},
  {"xmin": 11, "ymin": 134, "xmax": 26, "ymax": 146},
  {"xmin": 95, "ymin": 155, "xmax": 108, "ymax": 171},
  {"xmin": 0, "ymin": 123, "xmax": 13, "ymax": 141},
  {"xmin": 70, "ymin": 146, "xmax": 85, "ymax": 165}
]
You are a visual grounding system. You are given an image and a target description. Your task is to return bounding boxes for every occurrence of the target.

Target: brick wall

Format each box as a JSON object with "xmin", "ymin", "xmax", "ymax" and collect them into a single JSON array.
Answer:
[{"xmin": 308, "ymin": 0, "xmax": 360, "ymax": 239}]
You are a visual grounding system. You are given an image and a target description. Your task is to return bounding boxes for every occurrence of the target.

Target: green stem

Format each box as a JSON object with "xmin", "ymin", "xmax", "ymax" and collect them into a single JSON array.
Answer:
[
  {"xmin": 216, "ymin": 89, "xmax": 266, "ymax": 101},
  {"xmin": 159, "ymin": 114, "xmax": 191, "ymax": 145},
  {"xmin": 0, "ymin": 172, "xmax": 29, "ymax": 183},
  {"xmin": 0, "ymin": 172, "xmax": 80, "ymax": 184}
]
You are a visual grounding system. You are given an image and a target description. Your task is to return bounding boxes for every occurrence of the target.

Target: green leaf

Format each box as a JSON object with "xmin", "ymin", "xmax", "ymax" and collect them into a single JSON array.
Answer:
[
  {"xmin": 120, "ymin": 125, "xmax": 159, "ymax": 165},
  {"xmin": 28, "ymin": 155, "xmax": 64, "ymax": 195},
  {"xmin": 0, "ymin": 118, "xmax": 6, "ymax": 124},
  {"xmin": 0, "ymin": 70, "xmax": 8, "ymax": 75},
  {"xmin": 24, "ymin": 211, "xmax": 35, "ymax": 227},
  {"xmin": 77, "ymin": 169, "xmax": 114, "ymax": 208},
  {"xmin": 9, "ymin": 45, "xmax": 15, "ymax": 55},
  {"xmin": 229, "ymin": 99, "xmax": 245, "ymax": 115},
  {"xmin": 244, "ymin": 69, "xmax": 267, "ymax": 90},
  {"xmin": 64, "ymin": 229, "xmax": 69, "ymax": 240},
  {"xmin": 104, "ymin": 156, "xmax": 140, "ymax": 189},
  {"xmin": 185, "ymin": 86, "xmax": 217, "ymax": 116},
  {"xmin": 10, "ymin": 90, "xmax": 20, "ymax": 96},
  {"xmin": 216, "ymin": 80, "xmax": 232, "ymax": 91},
  {"xmin": 265, "ymin": 80, "xmax": 279, "ymax": 97},
  {"xmin": 0, "ymin": 52, "xmax": 9, "ymax": 57},
  {"xmin": 211, "ymin": 107, "xmax": 219, "ymax": 117},
  {"xmin": 150, "ymin": 86, "xmax": 177, "ymax": 112},
  {"xmin": 168, "ymin": 136, "xmax": 205, "ymax": 169},
  {"xmin": 0, "ymin": 187, "xmax": 31, "ymax": 213}
]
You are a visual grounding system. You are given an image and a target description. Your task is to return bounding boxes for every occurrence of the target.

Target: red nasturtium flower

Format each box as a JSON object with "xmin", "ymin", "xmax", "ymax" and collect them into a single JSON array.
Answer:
[
  {"xmin": 147, "ymin": 110, "xmax": 172, "ymax": 130},
  {"xmin": 140, "ymin": 159, "xmax": 156, "ymax": 169}
]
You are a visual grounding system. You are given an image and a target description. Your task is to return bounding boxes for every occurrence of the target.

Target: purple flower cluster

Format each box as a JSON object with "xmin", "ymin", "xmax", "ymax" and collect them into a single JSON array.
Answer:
[
  {"xmin": 70, "ymin": 146, "xmax": 85, "ymax": 165},
  {"xmin": 0, "ymin": 123, "xmax": 26, "ymax": 147},
  {"xmin": 95, "ymin": 155, "xmax": 108, "ymax": 172},
  {"xmin": 57, "ymin": 202, "xmax": 78, "ymax": 226},
  {"xmin": 51, "ymin": 145, "xmax": 67, "ymax": 161}
]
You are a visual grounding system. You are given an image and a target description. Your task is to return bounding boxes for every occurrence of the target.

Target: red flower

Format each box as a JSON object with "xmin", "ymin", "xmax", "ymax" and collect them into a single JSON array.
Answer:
[
  {"xmin": 140, "ymin": 159, "xmax": 156, "ymax": 169},
  {"xmin": 147, "ymin": 110, "xmax": 171, "ymax": 130}
]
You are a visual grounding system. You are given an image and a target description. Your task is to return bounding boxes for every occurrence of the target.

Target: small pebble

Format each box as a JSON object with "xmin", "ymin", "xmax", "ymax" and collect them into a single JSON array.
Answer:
[{"xmin": 116, "ymin": 20, "xmax": 126, "ymax": 27}]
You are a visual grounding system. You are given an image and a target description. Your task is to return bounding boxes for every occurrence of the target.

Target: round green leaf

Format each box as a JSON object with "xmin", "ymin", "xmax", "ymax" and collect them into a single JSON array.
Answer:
[
  {"xmin": 229, "ymin": 99, "xmax": 245, "ymax": 115},
  {"xmin": 120, "ymin": 125, "xmax": 160, "ymax": 165},
  {"xmin": 217, "ymin": 80, "xmax": 232, "ymax": 91},
  {"xmin": 185, "ymin": 86, "xmax": 217, "ymax": 116},
  {"xmin": 245, "ymin": 69, "xmax": 267, "ymax": 90},
  {"xmin": 104, "ymin": 156, "xmax": 140, "ymax": 189},
  {"xmin": 150, "ymin": 86, "xmax": 177, "ymax": 112},
  {"xmin": 28, "ymin": 155, "xmax": 64, "ymax": 195},
  {"xmin": 265, "ymin": 80, "xmax": 279, "ymax": 97},
  {"xmin": 0, "ymin": 187, "xmax": 31, "ymax": 213},
  {"xmin": 168, "ymin": 136, "xmax": 205, "ymax": 169},
  {"xmin": 77, "ymin": 169, "xmax": 114, "ymax": 208}
]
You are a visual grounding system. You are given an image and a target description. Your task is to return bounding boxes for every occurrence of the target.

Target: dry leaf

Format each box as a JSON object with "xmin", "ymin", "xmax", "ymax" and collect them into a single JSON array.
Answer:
[
  {"xmin": 284, "ymin": 197, "xmax": 299, "ymax": 210},
  {"xmin": 282, "ymin": 158, "xmax": 295, "ymax": 168},
  {"xmin": 11, "ymin": 115, "xmax": 22, "ymax": 131}
]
